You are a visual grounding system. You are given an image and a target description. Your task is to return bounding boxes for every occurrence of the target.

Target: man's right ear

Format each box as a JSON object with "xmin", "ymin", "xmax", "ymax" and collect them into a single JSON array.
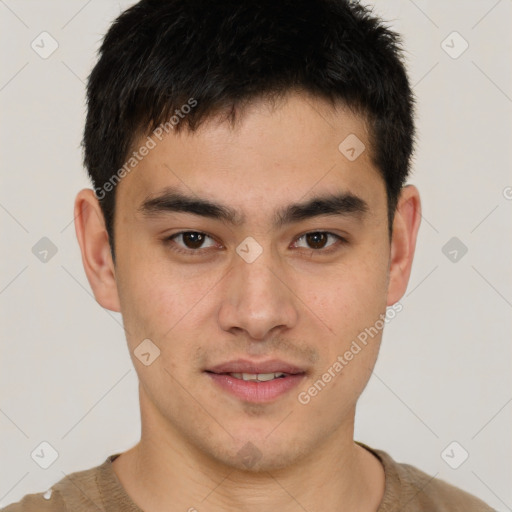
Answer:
[{"xmin": 73, "ymin": 188, "xmax": 121, "ymax": 312}]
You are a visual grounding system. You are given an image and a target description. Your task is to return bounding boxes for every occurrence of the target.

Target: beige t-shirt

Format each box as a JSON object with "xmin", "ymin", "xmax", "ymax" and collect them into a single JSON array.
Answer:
[{"xmin": 1, "ymin": 442, "xmax": 494, "ymax": 511}]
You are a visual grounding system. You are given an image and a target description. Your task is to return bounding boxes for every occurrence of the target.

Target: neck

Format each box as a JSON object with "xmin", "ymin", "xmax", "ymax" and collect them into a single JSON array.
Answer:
[{"xmin": 112, "ymin": 394, "xmax": 385, "ymax": 512}]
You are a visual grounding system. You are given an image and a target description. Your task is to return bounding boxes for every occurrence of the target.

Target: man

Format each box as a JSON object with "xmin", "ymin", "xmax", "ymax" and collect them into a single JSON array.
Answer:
[{"xmin": 2, "ymin": 0, "xmax": 494, "ymax": 510}]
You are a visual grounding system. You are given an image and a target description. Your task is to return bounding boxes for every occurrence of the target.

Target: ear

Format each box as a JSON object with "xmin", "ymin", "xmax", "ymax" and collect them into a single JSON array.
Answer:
[
  {"xmin": 386, "ymin": 185, "xmax": 422, "ymax": 306},
  {"xmin": 74, "ymin": 188, "xmax": 121, "ymax": 312}
]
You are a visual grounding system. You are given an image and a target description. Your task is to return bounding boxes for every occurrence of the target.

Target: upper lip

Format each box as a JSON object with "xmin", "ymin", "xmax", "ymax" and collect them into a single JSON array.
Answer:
[{"xmin": 206, "ymin": 359, "xmax": 306, "ymax": 375}]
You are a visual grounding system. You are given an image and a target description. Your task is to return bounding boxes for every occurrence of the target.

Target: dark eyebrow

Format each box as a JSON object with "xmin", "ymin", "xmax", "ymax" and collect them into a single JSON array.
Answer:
[{"xmin": 137, "ymin": 186, "xmax": 368, "ymax": 228}]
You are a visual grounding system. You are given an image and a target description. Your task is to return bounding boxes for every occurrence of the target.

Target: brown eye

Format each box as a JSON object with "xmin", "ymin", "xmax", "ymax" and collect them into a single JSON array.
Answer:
[
  {"xmin": 294, "ymin": 231, "xmax": 345, "ymax": 252},
  {"xmin": 305, "ymin": 232, "xmax": 329, "ymax": 249},
  {"xmin": 180, "ymin": 232, "xmax": 206, "ymax": 249},
  {"xmin": 166, "ymin": 231, "xmax": 218, "ymax": 255}
]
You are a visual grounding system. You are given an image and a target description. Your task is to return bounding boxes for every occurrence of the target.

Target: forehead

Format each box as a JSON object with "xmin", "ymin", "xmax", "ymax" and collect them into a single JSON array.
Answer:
[{"xmin": 115, "ymin": 92, "xmax": 385, "ymax": 222}]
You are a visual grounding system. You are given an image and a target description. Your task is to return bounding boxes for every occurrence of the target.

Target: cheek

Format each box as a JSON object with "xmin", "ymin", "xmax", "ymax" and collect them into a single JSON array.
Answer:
[
  {"xmin": 311, "ymin": 250, "xmax": 389, "ymax": 333},
  {"xmin": 116, "ymin": 255, "xmax": 223, "ymax": 356},
  {"xmin": 300, "ymin": 242, "xmax": 389, "ymax": 385}
]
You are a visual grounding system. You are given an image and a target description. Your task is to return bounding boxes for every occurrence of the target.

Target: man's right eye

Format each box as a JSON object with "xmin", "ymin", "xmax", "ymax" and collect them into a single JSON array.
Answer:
[{"xmin": 164, "ymin": 231, "xmax": 220, "ymax": 255}]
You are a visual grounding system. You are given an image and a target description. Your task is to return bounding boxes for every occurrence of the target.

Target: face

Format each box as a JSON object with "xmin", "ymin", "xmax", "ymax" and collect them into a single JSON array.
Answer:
[{"xmin": 76, "ymin": 91, "xmax": 419, "ymax": 472}]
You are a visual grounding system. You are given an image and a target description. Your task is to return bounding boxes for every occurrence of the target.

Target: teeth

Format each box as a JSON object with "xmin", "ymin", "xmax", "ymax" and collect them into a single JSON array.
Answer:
[{"xmin": 229, "ymin": 372, "xmax": 287, "ymax": 382}]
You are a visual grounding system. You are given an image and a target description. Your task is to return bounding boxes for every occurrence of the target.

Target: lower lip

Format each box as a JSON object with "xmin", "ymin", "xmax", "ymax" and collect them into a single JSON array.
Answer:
[{"xmin": 206, "ymin": 372, "xmax": 305, "ymax": 403}]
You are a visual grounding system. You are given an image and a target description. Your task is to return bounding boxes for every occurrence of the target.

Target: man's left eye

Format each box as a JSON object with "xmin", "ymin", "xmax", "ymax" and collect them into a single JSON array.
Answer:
[{"xmin": 292, "ymin": 232, "xmax": 346, "ymax": 252}]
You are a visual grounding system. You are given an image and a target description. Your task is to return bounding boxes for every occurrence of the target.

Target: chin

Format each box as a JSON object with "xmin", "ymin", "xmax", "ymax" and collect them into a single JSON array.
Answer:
[{"xmin": 207, "ymin": 433, "xmax": 311, "ymax": 473}]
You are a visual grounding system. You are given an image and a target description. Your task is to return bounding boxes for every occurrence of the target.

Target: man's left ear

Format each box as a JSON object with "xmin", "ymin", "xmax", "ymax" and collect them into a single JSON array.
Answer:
[{"xmin": 386, "ymin": 184, "xmax": 422, "ymax": 306}]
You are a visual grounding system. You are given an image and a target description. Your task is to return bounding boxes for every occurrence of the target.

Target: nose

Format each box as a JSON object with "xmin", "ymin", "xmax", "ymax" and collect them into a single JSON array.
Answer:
[{"xmin": 217, "ymin": 245, "xmax": 299, "ymax": 341}]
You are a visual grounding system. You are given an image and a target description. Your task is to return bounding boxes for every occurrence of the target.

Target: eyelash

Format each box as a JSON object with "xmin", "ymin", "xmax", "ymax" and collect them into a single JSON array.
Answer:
[{"xmin": 164, "ymin": 231, "xmax": 347, "ymax": 257}]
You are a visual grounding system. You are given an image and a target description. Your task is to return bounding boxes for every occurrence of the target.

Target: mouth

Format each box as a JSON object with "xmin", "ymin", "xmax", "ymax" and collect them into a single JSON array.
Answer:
[
  {"xmin": 219, "ymin": 371, "xmax": 291, "ymax": 382},
  {"xmin": 204, "ymin": 359, "xmax": 307, "ymax": 403}
]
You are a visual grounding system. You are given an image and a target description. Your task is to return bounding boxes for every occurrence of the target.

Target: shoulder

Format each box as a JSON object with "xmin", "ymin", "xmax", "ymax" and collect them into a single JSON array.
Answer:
[
  {"xmin": 0, "ymin": 487, "xmax": 66, "ymax": 512},
  {"xmin": 395, "ymin": 460, "xmax": 494, "ymax": 511},
  {"xmin": 356, "ymin": 442, "xmax": 495, "ymax": 512},
  {"xmin": 0, "ymin": 459, "xmax": 110, "ymax": 512}
]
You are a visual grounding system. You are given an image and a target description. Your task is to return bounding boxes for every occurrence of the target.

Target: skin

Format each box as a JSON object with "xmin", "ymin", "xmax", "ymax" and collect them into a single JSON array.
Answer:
[{"xmin": 74, "ymin": 91, "xmax": 421, "ymax": 512}]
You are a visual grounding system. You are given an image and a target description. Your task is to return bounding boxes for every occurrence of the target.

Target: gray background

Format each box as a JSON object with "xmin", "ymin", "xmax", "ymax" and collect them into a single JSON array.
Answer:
[{"xmin": 1, "ymin": 0, "xmax": 511, "ymax": 509}]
